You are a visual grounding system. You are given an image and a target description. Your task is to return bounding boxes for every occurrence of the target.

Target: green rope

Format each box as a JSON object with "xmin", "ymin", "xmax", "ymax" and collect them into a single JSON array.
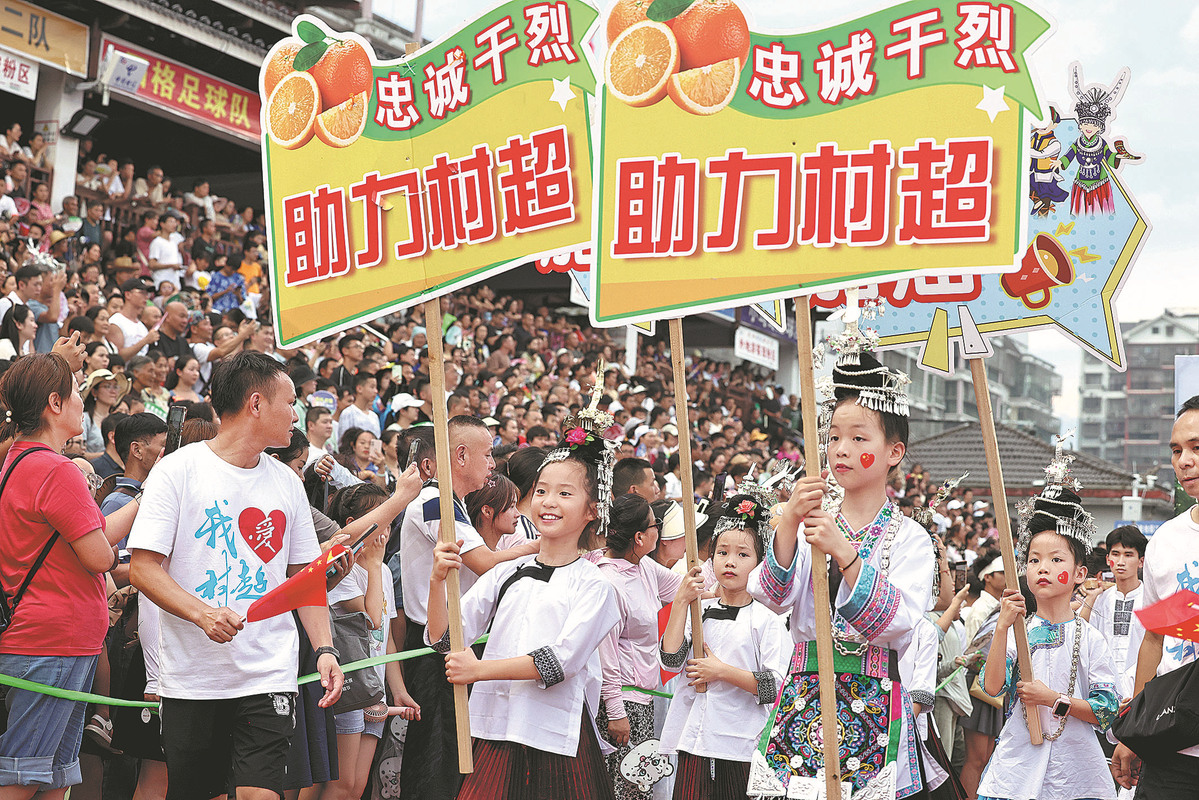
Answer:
[{"xmin": 0, "ymin": 633, "xmax": 492, "ymax": 712}]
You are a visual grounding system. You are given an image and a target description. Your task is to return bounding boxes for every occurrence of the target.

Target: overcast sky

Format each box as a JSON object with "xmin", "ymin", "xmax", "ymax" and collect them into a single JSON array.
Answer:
[{"xmin": 376, "ymin": 0, "xmax": 1194, "ymax": 428}]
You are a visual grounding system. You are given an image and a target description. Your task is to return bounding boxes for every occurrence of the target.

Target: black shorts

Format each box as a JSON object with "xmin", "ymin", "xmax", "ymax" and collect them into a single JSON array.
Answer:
[
  {"xmin": 111, "ymin": 642, "xmax": 164, "ymax": 762},
  {"xmin": 160, "ymin": 692, "xmax": 297, "ymax": 800}
]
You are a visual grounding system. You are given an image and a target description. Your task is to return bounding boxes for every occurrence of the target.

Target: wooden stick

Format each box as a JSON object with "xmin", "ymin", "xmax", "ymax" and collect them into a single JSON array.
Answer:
[
  {"xmin": 403, "ymin": 35, "xmax": 473, "ymax": 773},
  {"xmin": 423, "ymin": 297, "xmax": 475, "ymax": 772},
  {"xmin": 969, "ymin": 357, "xmax": 1043, "ymax": 745},
  {"xmin": 668, "ymin": 318, "xmax": 706, "ymax": 693},
  {"xmin": 795, "ymin": 300, "xmax": 843, "ymax": 795}
]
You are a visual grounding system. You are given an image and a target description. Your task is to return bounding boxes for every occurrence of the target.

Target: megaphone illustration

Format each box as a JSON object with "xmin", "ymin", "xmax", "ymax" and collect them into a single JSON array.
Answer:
[{"xmin": 1001, "ymin": 233, "xmax": 1075, "ymax": 310}]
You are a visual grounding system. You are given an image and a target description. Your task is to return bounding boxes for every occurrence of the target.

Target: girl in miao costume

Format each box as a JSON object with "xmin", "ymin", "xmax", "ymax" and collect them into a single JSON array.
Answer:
[
  {"xmin": 748, "ymin": 309, "xmax": 937, "ymax": 800},
  {"xmin": 659, "ymin": 485, "xmax": 790, "ymax": 800},
  {"xmin": 976, "ymin": 442, "xmax": 1119, "ymax": 800},
  {"xmin": 426, "ymin": 388, "xmax": 622, "ymax": 800}
]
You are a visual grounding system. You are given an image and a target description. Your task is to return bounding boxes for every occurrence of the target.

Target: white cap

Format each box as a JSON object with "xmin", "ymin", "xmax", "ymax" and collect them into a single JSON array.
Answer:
[
  {"xmin": 978, "ymin": 559, "xmax": 1005, "ymax": 579},
  {"xmin": 390, "ymin": 392, "xmax": 423, "ymax": 411}
]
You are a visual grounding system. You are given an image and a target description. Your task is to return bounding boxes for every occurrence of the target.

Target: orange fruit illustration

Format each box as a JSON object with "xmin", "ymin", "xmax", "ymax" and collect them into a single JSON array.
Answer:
[
  {"xmin": 315, "ymin": 89, "xmax": 369, "ymax": 148},
  {"xmin": 669, "ymin": 0, "xmax": 751, "ymax": 71},
  {"xmin": 605, "ymin": 21, "xmax": 680, "ymax": 108},
  {"xmin": 263, "ymin": 39, "xmax": 302, "ymax": 98},
  {"xmin": 308, "ymin": 39, "xmax": 373, "ymax": 112},
  {"xmin": 267, "ymin": 71, "xmax": 319, "ymax": 150},
  {"xmin": 606, "ymin": 0, "xmax": 651, "ymax": 44},
  {"xmin": 666, "ymin": 56, "xmax": 741, "ymax": 115}
]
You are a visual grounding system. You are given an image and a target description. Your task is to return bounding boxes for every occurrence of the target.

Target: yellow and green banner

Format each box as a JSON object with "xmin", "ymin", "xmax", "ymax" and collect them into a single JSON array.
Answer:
[
  {"xmin": 260, "ymin": 1, "xmax": 599, "ymax": 346},
  {"xmin": 590, "ymin": 0, "xmax": 1052, "ymax": 326}
]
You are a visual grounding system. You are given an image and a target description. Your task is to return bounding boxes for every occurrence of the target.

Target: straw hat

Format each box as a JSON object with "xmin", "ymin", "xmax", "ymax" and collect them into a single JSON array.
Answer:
[{"xmin": 81, "ymin": 369, "xmax": 131, "ymax": 401}]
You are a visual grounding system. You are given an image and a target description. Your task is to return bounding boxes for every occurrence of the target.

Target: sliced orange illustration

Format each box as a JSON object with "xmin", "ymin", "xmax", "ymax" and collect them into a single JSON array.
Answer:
[
  {"xmin": 315, "ymin": 89, "xmax": 369, "ymax": 148},
  {"xmin": 605, "ymin": 21, "xmax": 680, "ymax": 108},
  {"xmin": 666, "ymin": 57, "xmax": 741, "ymax": 116},
  {"xmin": 267, "ymin": 71, "xmax": 320, "ymax": 150}
]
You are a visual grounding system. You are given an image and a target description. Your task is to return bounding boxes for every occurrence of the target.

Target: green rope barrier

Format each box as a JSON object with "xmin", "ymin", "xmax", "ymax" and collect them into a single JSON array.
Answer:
[{"xmin": 0, "ymin": 633, "xmax": 492, "ymax": 711}]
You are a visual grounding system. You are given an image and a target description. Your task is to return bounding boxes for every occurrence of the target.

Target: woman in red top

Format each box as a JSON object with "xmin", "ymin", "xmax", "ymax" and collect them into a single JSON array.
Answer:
[{"xmin": 0, "ymin": 354, "xmax": 132, "ymax": 798}]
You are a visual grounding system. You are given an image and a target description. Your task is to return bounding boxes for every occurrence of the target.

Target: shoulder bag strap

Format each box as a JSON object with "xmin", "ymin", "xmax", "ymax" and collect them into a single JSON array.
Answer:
[{"xmin": 3, "ymin": 446, "xmax": 59, "ymax": 610}]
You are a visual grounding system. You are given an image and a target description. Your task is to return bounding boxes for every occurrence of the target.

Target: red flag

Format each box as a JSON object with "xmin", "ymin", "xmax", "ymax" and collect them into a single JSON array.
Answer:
[
  {"xmin": 659, "ymin": 603, "xmax": 678, "ymax": 685},
  {"xmin": 1135, "ymin": 590, "xmax": 1199, "ymax": 642},
  {"xmin": 246, "ymin": 544, "xmax": 348, "ymax": 623}
]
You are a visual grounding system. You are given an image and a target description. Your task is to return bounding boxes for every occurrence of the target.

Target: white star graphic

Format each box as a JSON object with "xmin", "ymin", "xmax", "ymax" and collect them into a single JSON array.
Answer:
[
  {"xmin": 549, "ymin": 77, "xmax": 576, "ymax": 111},
  {"xmin": 976, "ymin": 85, "xmax": 1009, "ymax": 122}
]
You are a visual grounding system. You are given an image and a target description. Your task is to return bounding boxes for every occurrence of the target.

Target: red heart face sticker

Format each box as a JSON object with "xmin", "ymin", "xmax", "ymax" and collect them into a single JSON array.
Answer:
[
  {"xmin": 238, "ymin": 508, "xmax": 286, "ymax": 563},
  {"xmin": 860, "ymin": 453, "xmax": 875, "ymax": 469},
  {"xmin": 1057, "ymin": 571, "xmax": 1070, "ymax": 585}
]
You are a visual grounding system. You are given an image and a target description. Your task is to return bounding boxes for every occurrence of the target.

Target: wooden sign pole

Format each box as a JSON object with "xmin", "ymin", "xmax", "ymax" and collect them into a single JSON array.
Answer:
[
  {"xmin": 423, "ymin": 297, "xmax": 475, "ymax": 772},
  {"xmin": 795, "ymin": 300, "xmax": 843, "ymax": 795},
  {"xmin": 668, "ymin": 318, "xmax": 706, "ymax": 692},
  {"xmin": 969, "ymin": 357, "xmax": 1043, "ymax": 745}
]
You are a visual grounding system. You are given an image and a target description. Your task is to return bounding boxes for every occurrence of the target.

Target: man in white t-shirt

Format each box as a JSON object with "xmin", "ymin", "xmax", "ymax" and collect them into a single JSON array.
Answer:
[
  {"xmin": 108, "ymin": 277, "xmax": 158, "ymax": 359},
  {"xmin": 1081, "ymin": 525, "xmax": 1148, "ymax": 697},
  {"xmin": 1113, "ymin": 395, "xmax": 1199, "ymax": 796},
  {"xmin": 147, "ymin": 214, "xmax": 183, "ymax": 290},
  {"xmin": 129, "ymin": 351, "xmax": 343, "ymax": 800},
  {"xmin": 397, "ymin": 415, "xmax": 536, "ymax": 800},
  {"xmin": 188, "ymin": 313, "xmax": 253, "ymax": 395},
  {"xmin": 338, "ymin": 372, "xmax": 381, "ymax": 438}
]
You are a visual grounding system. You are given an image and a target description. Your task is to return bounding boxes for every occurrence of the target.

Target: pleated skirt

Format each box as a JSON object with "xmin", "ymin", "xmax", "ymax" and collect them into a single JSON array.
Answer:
[
  {"xmin": 671, "ymin": 751, "xmax": 751, "ymax": 800},
  {"xmin": 457, "ymin": 710, "xmax": 616, "ymax": 800}
]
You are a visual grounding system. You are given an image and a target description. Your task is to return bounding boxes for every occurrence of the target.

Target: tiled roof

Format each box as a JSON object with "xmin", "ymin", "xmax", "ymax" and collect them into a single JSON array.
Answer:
[{"xmin": 904, "ymin": 422, "xmax": 1133, "ymax": 493}]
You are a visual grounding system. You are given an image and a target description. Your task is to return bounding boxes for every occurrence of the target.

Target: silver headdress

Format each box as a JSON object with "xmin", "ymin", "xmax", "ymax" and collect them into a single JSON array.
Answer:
[
  {"xmin": 1014, "ymin": 431, "xmax": 1099, "ymax": 570},
  {"xmin": 812, "ymin": 290, "xmax": 911, "ymax": 515},
  {"xmin": 713, "ymin": 468, "xmax": 782, "ymax": 554},
  {"xmin": 1070, "ymin": 64, "xmax": 1130, "ymax": 135},
  {"xmin": 814, "ymin": 290, "xmax": 910, "ymax": 418},
  {"xmin": 541, "ymin": 361, "xmax": 619, "ymax": 533},
  {"xmin": 913, "ymin": 472, "xmax": 969, "ymax": 529}
]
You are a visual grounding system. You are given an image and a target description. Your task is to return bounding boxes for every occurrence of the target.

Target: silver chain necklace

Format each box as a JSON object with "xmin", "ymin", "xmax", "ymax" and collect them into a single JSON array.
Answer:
[{"xmin": 1020, "ymin": 614, "xmax": 1083, "ymax": 742}]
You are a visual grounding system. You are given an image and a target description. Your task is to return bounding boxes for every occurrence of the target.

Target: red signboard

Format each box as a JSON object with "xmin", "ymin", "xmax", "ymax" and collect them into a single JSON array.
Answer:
[{"xmin": 100, "ymin": 35, "xmax": 261, "ymax": 144}]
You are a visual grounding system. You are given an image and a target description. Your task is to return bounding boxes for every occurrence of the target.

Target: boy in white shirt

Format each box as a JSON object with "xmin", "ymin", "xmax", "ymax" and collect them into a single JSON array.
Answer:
[{"xmin": 1081, "ymin": 525, "xmax": 1147, "ymax": 697}]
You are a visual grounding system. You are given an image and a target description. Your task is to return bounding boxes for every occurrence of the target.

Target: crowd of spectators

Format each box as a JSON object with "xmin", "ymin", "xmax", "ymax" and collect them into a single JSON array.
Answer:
[{"xmin": 7, "ymin": 115, "xmax": 1189, "ymax": 800}]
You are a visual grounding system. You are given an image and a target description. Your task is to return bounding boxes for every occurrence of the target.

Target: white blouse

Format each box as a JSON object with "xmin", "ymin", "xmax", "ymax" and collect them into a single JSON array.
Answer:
[
  {"xmin": 658, "ymin": 598, "xmax": 790, "ymax": 761},
  {"xmin": 427, "ymin": 554, "xmax": 620, "ymax": 757},
  {"xmin": 977, "ymin": 617, "xmax": 1119, "ymax": 800}
]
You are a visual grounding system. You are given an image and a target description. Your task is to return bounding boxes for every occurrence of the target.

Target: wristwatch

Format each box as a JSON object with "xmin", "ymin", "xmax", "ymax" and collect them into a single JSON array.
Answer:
[
  {"xmin": 314, "ymin": 645, "xmax": 340, "ymax": 662},
  {"xmin": 1052, "ymin": 693, "xmax": 1071, "ymax": 717}
]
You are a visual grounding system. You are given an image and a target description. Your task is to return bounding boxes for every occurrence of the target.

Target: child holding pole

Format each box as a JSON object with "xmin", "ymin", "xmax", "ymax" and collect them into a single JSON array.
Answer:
[
  {"xmin": 659, "ymin": 489, "xmax": 790, "ymax": 799},
  {"xmin": 426, "ymin": 398, "xmax": 622, "ymax": 800},
  {"xmin": 748, "ymin": 342, "xmax": 937, "ymax": 799},
  {"xmin": 976, "ymin": 452, "xmax": 1118, "ymax": 800}
]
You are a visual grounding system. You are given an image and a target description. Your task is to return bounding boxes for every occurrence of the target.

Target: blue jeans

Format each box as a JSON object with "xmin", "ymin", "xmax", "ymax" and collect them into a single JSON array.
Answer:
[{"xmin": 0, "ymin": 653, "xmax": 99, "ymax": 788}]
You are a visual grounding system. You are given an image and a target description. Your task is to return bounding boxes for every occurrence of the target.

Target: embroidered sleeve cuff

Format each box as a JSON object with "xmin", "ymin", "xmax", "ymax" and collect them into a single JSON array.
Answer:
[
  {"xmin": 429, "ymin": 629, "xmax": 451, "ymax": 654},
  {"xmin": 759, "ymin": 542, "xmax": 797, "ymax": 605},
  {"xmin": 529, "ymin": 646, "xmax": 565, "ymax": 688},
  {"xmin": 1088, "ymin": 684, "xmax": 1120, "ymax": 733},
  {"xmin": 979, "ymin": 656, "xmax": 1013, "ymax": 699},
  {"xmin": 837, "ymin": 563, "xmax": 900, "ymax": 641},
  {"xmin": 753, "ymin": 670, "xmax": 778, "ymax": 706},
  {"xmin": 910, "ymin": 689, "xmax": 935, "ymax": 709},
  {"xmin": 659, "ymin": 637, "xmax": 690, "ymax": 672}
]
